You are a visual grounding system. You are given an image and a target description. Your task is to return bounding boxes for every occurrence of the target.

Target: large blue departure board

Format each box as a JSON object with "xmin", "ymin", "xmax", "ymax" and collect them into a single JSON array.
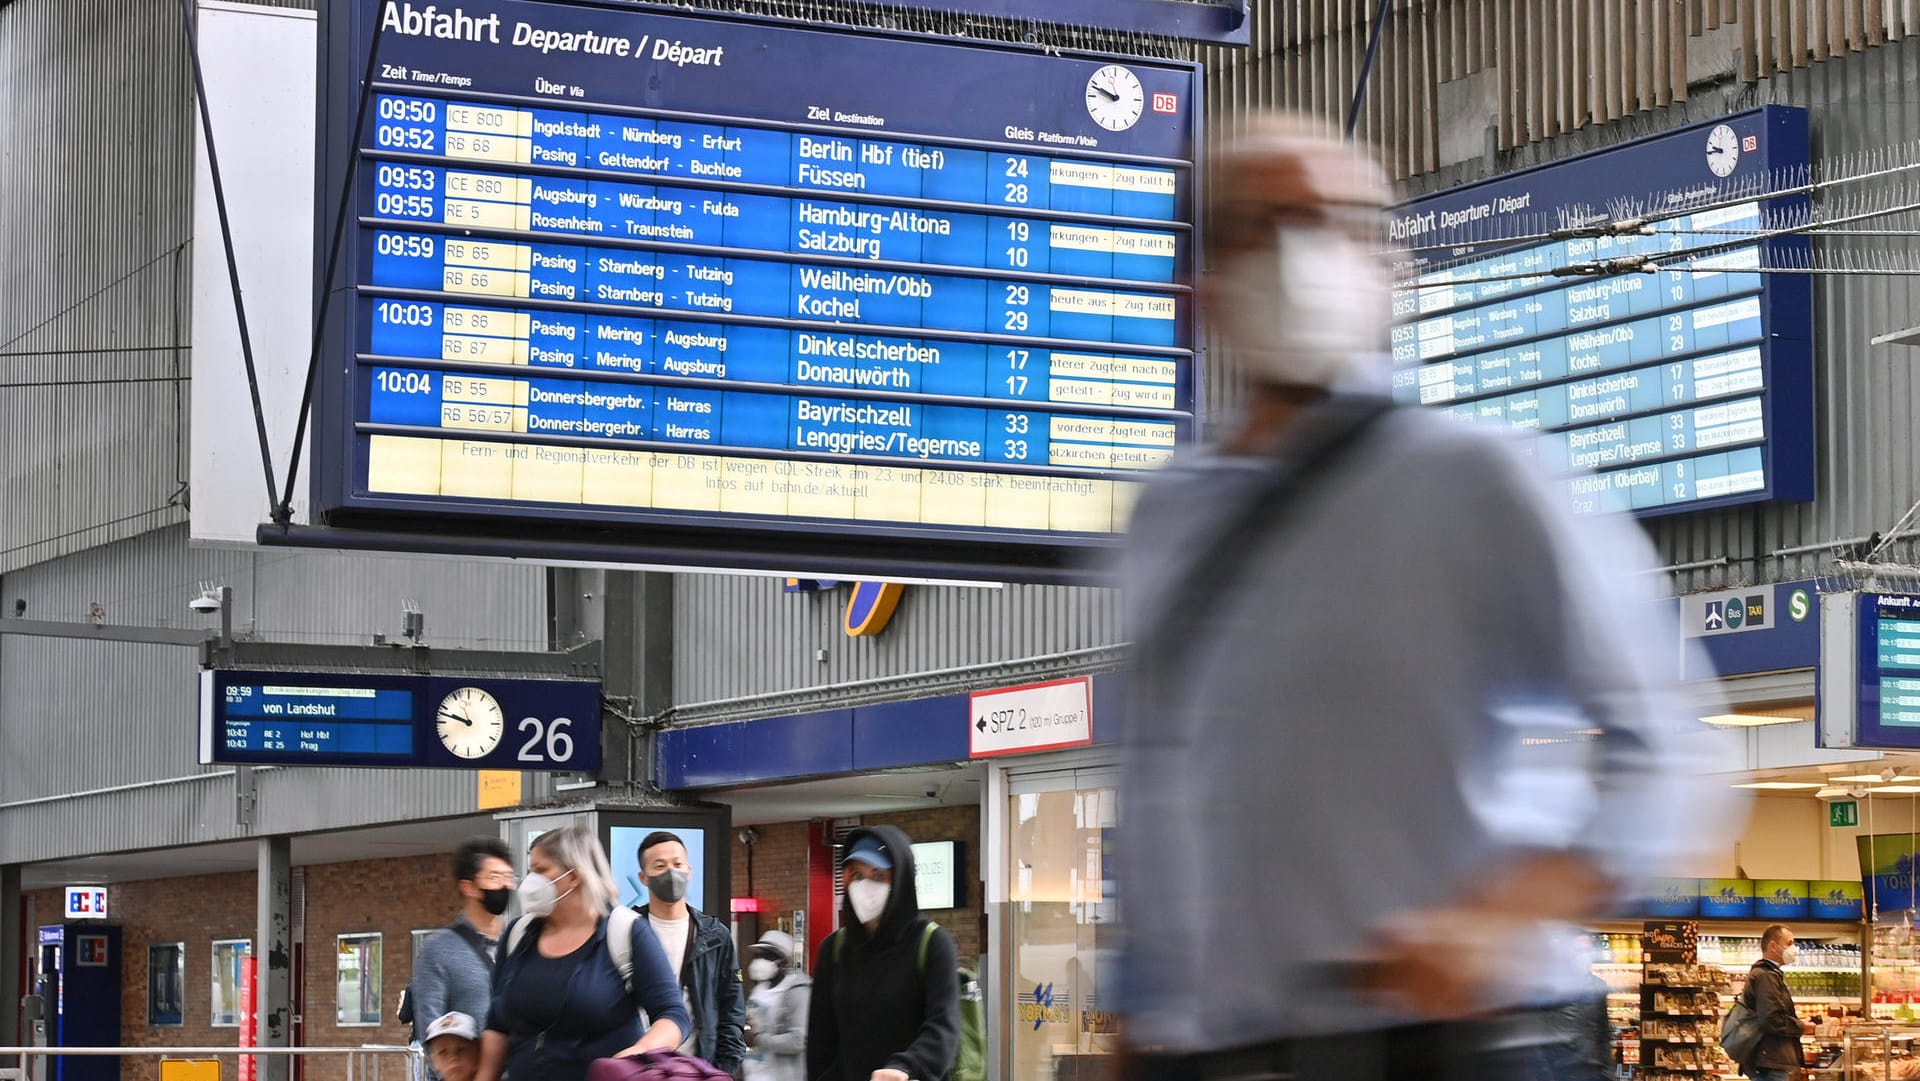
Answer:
[
  {"xmin": 1388, "ymin": 108, "xmax": 1812, "ymax": 517},
  {"xmin": 311, "ymin": 0, "xmax": 1199, "ymax": 578}
]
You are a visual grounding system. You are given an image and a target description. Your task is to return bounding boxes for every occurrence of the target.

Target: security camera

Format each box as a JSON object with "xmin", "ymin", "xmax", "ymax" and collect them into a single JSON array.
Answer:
[{"xmin": 189, "ymin": 591, "xmax": 223, "ymax": 614}]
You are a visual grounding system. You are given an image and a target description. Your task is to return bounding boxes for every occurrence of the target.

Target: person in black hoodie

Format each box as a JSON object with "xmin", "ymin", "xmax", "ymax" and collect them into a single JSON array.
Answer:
[{"xmin": 806, "ymin": 826, "xmax": 961, "ymax": 1081}]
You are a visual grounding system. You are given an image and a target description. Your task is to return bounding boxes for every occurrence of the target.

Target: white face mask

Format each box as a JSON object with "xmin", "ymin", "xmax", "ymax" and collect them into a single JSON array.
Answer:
[
  {"xmin": 1781, "ymin": 944, "xmax": 1799, "ymax": 966},
  {"xmin": 747, "ymin": 958, "xmax": 779, "ymax": 982},
  {"xmin": 516, "ymin": 868, "xmax": 575, "ymax": 918},
  {"xmin": 1211, "ymin": 225, "xmax": 1390, "ymax": 391},
  {"xmin": 847, "ymin": 878, "xmax": 891, "ymax": 925}
]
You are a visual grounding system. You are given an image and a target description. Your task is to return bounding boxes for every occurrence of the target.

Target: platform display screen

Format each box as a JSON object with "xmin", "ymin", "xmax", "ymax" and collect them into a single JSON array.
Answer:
[
  {"xmin": 1388, "ymin": 107, "xmax": 1812, "ymax": 516},
  {"xmin": 198, "ymin": 669, "xmax": 603, "ymax": 771},
  {"xmin": 312, "ymin": 0, "xmax": 1199, "ymax": 578}
]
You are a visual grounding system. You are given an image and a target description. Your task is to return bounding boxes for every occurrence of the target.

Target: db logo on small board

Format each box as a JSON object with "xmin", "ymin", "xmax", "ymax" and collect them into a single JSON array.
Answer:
[{"xmin": 1152, "ymin": 92, "xmax": 1178, "ymax": 114}]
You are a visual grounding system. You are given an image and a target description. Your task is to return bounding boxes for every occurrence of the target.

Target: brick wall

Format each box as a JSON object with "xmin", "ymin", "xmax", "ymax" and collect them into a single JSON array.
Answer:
[
  {"xmin": 24, "ymin": 853, "xmax": 456, "ymax": 1081},
  {"xmin": 298, "ymin": 854, "xmax": 450, "ymax": 1081},
  {"xmin": 728, "ymin": 804, "xmax": 985, "ymax": 969},
  {"xmin": 864, "ymin": 805, "xmax": 985, "ymax": 966},
  {"xmin": 27, "ymin": 871, "xmax": 256, "ymax": 1081},
  {"xmin": 729, "ymin": 820, "xmax": 814, "ymax": 961}
]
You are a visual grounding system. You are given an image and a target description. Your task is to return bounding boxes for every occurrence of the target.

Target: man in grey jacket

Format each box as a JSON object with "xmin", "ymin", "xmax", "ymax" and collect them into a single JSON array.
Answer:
[
  {"xmin": 742, "ymin": 930, "xmax": 809, "ymax": 1081},
  {"xmin": 1744, "ymin": 926, "xmax": 1814, "ymax": 1081},
  {"xmin": 1116, "ymin": 115, "xmax": 1741, "ymax": 1081},
  {"xmin": 412, "ymin": 837, "xmax": 514, "ymax": 1052}
]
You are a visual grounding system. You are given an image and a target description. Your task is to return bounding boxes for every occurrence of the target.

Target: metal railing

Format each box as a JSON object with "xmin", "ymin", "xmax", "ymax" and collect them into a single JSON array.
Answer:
[{"xmin": 0, "ymin": 1045, "xmax": 424, "ymax": 1081}]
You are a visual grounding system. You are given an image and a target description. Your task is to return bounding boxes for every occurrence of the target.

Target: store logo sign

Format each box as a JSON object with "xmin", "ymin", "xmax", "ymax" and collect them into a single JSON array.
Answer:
[
  {"xmin": 64, "ymin": 887, "xmax": 108, "ymax": 920},
  {"xmin": 784, "ymin": 579, "xmax": 907, "ymax": 637},
  {"xmin": 1017, "ymin": 982, "xmax": 1071, "ymax": 1031}
]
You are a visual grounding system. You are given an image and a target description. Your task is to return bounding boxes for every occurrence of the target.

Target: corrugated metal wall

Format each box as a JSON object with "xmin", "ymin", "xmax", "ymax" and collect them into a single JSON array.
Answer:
[
  {"xmin": 0, "ymin": 524, "xmax": 548, "ymax": 858},
  {"xmin": 670, "ymin": 575, "xmax": 1123, "ymax": 719},
  {"xmin": 1206, "ymin": 0, "xmax": 1920, "ymax": 178},
  {"xmin": 0, "ymin": 0, "xmax": 314, "ymax": 576},
  {"xmin": 0, "ymin": 0, "xmax": 196, "ymax": 572},
  {"xmin": 672, "ymin": 4, "xmax": 1920, "ymax": 713},
  {"xmin": 1381, "ymin": 38, "xmax": 1920, "ymax": 594}
]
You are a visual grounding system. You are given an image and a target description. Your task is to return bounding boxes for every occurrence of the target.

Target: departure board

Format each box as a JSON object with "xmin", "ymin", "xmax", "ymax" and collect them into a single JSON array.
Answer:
[
  {"xmin": 1388, "ymin": 107, "xmax": 1812, "ymax": 517},
  {"xmin": 1822, "ymin": 594, "xmax": 1920, "ymax": 751},
  {"xmin": 198, "ymin": 669, "xmax": 605, "ymax": 770},
  {"xmin": 311, "ymin": 0, "xmax": 1198, "ymax": 579}
]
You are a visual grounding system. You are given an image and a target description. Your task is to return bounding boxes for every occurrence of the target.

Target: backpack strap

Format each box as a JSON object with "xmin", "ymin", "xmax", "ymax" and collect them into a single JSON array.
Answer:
[
  {"xmin": 504, "ymin": 915, "xmax": 535, "ymax": 958},
  {"xmin": 448, "ymin": 920, "xmax": 496, "ymax": 968},
  {"xmin": 916, "ymin": 922, "xmax": 938, "ymax": 975},
  {"xmin": 607, "ymin": 906, "xmax": 639, "ymax": 995},
  {"xmin": 1134, "ymin": 396, "xmax": 1393, "ymax": 683}
]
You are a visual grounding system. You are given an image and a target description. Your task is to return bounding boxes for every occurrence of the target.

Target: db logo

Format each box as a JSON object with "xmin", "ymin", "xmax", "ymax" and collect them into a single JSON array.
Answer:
[
  {"xmin": 1741, "ymin": 134, "xmax": 1759, "ymax": 152},
  {"xmin": 1152, "ymin": 92, "xmax": 1178, "ymax": 114}
]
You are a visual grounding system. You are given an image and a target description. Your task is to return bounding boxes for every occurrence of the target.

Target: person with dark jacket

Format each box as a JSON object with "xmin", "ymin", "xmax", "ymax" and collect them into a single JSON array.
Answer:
[
  {"xmin": 806, "ymin": 826, "xmax": 961, "ymax": 1081},
  {"xmin": 631, "ymin": 830, "xmax": 747, "ymax": 1075},
  {"xmin": 1744, "ymin": 925, "xmax": 1813, "ymax": 1081}
]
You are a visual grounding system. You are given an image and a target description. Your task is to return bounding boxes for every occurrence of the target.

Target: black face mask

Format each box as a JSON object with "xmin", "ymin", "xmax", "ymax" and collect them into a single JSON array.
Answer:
[{"xmin": 479, "ymin": 887, "xmax": 512, "ymax": 916}]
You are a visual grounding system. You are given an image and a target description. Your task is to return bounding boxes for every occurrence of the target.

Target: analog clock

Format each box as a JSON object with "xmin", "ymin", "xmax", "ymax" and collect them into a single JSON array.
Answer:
[
  {"xmin": 1705, "ymin": 123, "xmax": 1740, "ymax": 177},
  {"xmin": 436, "ymin": 686, "xmax": 505, "ymax": 759},
  {"xmin": 1085, "ymin": 64, "xmax": 1145, "ymax": 132}
]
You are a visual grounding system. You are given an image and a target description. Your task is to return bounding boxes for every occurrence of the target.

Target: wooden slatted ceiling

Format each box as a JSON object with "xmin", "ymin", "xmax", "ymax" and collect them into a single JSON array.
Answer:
[{"xmin": 1203, "ymin": 0, "xmax": 1920, "ymax": 178}]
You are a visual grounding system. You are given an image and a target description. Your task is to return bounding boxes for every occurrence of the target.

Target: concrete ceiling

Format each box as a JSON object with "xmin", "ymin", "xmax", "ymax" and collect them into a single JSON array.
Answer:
[
  {"xmin": 22, "ymin": 767, "xmax": 989, "ymax": 889},
  {"xmin": 696, "ymin": 763, "xmax": 986, "ymax": 826},
  {"xmin": 22, "ymin": 814, "xmax": 501, "ymax": 890}
]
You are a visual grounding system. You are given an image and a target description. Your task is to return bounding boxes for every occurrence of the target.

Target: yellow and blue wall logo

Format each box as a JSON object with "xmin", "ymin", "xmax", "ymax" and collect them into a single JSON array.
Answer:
[{"xmin": 785, "ymin": 579, "xmax": 907, "ymax": 637}]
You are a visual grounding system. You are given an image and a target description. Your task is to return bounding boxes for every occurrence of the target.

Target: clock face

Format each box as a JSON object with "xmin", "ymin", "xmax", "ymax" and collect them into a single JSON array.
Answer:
[
  {"xmin": 1085, "ymin": 65, "xmax": 1145, "ymax": 132},
  {"xmin": 436, "ymin": 686, "xmax": 506, "ymax": 759},
  {"xmin": 1706, "ymin": 124, "xmax": 1740, "ymax": 177}
]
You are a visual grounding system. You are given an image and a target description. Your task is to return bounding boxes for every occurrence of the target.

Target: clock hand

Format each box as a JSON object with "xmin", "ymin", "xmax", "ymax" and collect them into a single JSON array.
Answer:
[
  {"xmin": 1094, "ymin": 82, "xmax": 1119, "ymax": 102},
  {"xmin": 438, "ymin": 708, "xmax": 472, "ymax": 727}
]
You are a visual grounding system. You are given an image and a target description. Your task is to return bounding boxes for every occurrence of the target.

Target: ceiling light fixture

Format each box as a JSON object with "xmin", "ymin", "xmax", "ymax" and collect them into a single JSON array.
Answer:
[{"xmin": 1702, "ymin": 713, "xmax": 1804, "ymax": 728}]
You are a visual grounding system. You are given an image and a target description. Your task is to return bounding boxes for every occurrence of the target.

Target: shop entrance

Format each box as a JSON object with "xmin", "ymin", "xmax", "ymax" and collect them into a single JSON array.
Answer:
[{"xmin": 998, "ymin": 761, "xmax": 1120, "ymax": 1081}]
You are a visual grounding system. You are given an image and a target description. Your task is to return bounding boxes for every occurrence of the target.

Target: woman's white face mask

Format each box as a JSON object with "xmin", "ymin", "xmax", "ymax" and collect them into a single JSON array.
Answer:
[{"xmin": 1211, "ymin": 225, "xmax": 1391, "ymax": 390}]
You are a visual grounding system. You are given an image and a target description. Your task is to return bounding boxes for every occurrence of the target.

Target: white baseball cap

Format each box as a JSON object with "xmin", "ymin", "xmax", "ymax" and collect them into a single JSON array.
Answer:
[
  {"xmin": 753, "ymin": 930, "xmax": 796, "ymax": 961},
  {"xmin": 424, "ymin": 1012, "xmax": 480, "ymax": 1045}
]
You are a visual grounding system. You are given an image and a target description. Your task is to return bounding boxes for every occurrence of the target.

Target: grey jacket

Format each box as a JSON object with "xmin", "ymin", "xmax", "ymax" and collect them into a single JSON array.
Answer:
[
  {"xmin": 1116, "ymin": 401, "xmax": 1740, "ymax": 1049},
  {"xmin": 410, "ymin": 916, "xmax": 495, "ymax": 1042},
  {"xmin": 744, "ymin": 972, "xmax": 810, "ymax": 1081}
]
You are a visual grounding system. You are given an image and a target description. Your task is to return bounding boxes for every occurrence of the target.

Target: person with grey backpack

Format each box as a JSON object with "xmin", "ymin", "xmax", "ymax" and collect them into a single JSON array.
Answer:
[{"xmin": 1724, "ymin": 926, "xmax": 1814, "ymax": 1080}]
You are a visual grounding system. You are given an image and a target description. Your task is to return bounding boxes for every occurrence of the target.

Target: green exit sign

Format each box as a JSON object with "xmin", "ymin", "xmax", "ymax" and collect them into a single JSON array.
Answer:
[{"xmin": 1832, "ymin": 800, "xmax": 1860, "ymax": 828}]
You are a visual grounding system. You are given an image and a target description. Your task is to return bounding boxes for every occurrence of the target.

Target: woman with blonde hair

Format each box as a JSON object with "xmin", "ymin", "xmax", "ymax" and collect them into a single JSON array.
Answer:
[{"xmin": 476, "ymin": 826, "xmax": 689, "ymax": 1081}]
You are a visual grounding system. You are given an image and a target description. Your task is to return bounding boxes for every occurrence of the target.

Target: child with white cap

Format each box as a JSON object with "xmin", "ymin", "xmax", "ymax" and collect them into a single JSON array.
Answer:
[{"xmin": 424, "ymin": 1012, "xmax": 481, "ymax": 1081}]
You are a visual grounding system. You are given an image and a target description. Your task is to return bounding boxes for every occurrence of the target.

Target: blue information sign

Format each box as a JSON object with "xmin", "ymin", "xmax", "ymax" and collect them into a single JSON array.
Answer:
[
  {"xmin": 312, "ymin": 0, "xmax": 1199, "ymax": 579},
  {"xmin": 1842, "ymin": 593, "xmax": 1920, "ymax": 750},
  {"xmin": 197, "ymin": 669, "xmax": 603, "ymax": 771},
  {"xmin": 1388, "ymin": 107, "xmax": 1813, "ymax": 517}
]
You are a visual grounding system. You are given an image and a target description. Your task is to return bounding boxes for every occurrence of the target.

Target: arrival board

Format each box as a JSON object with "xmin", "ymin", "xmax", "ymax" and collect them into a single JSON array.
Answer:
[
  {"xmin": 1387, "ymin": 107, "xmax": 1812, "ymax": 517},
  {"xmin": 313, "ymin": 0, "xmax": 1199, "ymax": 569}
]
